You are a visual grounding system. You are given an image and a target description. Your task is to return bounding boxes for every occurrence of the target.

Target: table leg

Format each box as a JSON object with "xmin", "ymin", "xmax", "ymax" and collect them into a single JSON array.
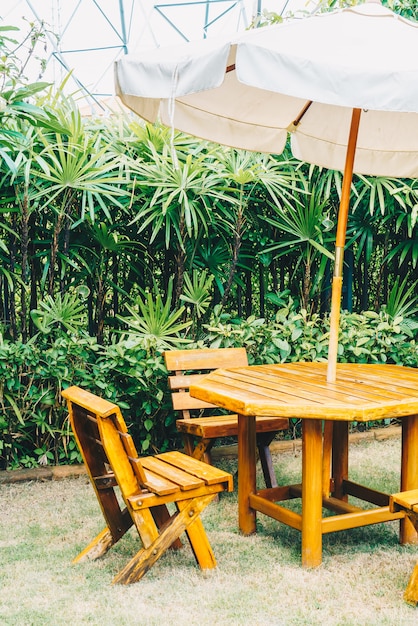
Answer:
[
  {"xmin": 400, "ymin": 413, "xmax": 418, "ymax": 545},
  {"xmin": 302, "ymin": 418, "xmax": 323, "ymax": 567},
  {"xmin": 332, "ymin": 421, "xmax": 349, "ymax": 501},
  {"xmin": 322, "ymin": 421, "xmax": 333, "ymax": 498},
  {"xmin": 238, "ymin": 413, "xmax": 257, "ymax": 535}
]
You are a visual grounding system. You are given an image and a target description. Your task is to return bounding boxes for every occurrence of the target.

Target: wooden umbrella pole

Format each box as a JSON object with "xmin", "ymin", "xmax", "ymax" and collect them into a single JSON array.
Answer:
[
  {"xmin": 323, "ymin": 108, "xmax": 362, "ymax": 497},
  {"xmin": 327, "ymin": 107, "xmax": 362, "ymax": 383}
]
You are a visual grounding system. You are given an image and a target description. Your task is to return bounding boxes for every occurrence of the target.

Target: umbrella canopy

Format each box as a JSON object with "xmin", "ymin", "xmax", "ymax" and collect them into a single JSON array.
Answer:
[{"xmin": 115, "ymin": 0, "xmax": 418, "ymax": 380}]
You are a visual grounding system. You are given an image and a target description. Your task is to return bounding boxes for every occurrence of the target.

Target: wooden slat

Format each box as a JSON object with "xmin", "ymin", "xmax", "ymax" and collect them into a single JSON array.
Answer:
[
  {"xmin": 157, "ymin": 451, "xmax": 233, "ymax": 488},
  {"xmin": 249, "ymin": 494, "xmax": 302, "ymax": 530},
  {"xmin": 62, "ymin": 386, "xmax": 118, "ymax": 417},
  {"xmin": 168, "ymin": 373, "xmax": 208, "ymax": 391},
  {"xmin": 391, "ymin": 489, "xmax": 418, "ymax": 511},
  {"xmin": 141, "ymin": 467, "xmax": 180, "ymax": 496},
  {"xmin": 141, "ymin": 456, "xmax": 205, "ymax": 491},
  {"xmin": 190, "ymin": 363, "xmax": 418, "ymax": 421},
  {"xmin": 343, "ymin": 480, "xmax": 390, "ymax": 507},
  {"xmin": 176, "ymin": 414, "xmax": 288, "ymax": 438},
  {"xmin": 128, "ymin": 482, "xmax": 228, "ymax": 509},
  {"xmin": 171, "ymin": 392, "xmax": 218, "ymax": 411},
  {"xmin": 321, "ymin": 506, "xmax": 404, "ymax": 534},
  {"xmin": 94, "ymin": 474, "xmax": 118, "ymax": 489},
  {"xmin": 164, "ymin": 347, "xmax": 248, "ymax": 372}
]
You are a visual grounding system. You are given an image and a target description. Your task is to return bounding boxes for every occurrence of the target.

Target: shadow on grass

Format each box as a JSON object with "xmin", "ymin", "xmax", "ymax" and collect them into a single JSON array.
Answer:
[{"xmin": 1, "ymin": 437, "xmax": 417, "ymax": 626}]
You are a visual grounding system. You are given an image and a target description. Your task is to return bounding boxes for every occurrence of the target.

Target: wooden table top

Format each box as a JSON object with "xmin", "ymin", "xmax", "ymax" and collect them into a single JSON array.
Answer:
[{"xmin": 190, "ymin": 362, "xmax": 418, "ymax": 422}]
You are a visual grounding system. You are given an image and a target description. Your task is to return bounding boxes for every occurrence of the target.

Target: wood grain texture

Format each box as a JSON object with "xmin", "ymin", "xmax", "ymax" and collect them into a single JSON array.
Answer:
[
  {"xmin": 165, "ymin": 347, "xmax": 288, "ymax": 489},
  {"xmin": 190, "ymin": 363, "xmax": 418, "ymax": 568},
  {"xmin": 191, "ymin": 363, "xmax": 418, "ymax": 421},
  {"xmin": 62, "ymin": 385, "xmax": 233, "ymax": 584}
]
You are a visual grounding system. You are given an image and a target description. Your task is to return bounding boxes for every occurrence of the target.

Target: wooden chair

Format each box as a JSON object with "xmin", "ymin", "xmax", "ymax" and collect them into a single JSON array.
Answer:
[
  {"xmin": 62, "ymin": 385, "xmax": 233, "ymax": 584},
  {"xmin": 390, "ymin": 489, "xmax": 418, "ymax": 605},
  {"xmin": 163, "ymin": 347, "xmax": 289, "ymax": 489}
]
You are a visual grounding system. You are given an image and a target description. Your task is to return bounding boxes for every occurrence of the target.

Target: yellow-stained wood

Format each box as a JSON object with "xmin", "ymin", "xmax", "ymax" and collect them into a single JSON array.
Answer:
[
  {"xmin": 391, "ymin": 489, "xmax": 418, "ymax": 512},
  {"xmin": 112, "ymin": 494, "xmax": 216, "ymax": 584},
  {"xmin": 400, "ymin": 414, "xmax": 418, "ymax": 545},
  {"xmin": 72, "ymin": 527, "xmax": 115, "ymax": 563},
  {"xmin": 238, "ymin": 413, "xmax": 257, "ymax": 535},
  {"xmin": 141, "ymin": 466, "xmax": 180, "ymax": 496},
  {"xmin": 249, "ymin": 493, "xmax": 302, "ymax": 530},
  {"xmin": 164, "ymin": 348, "xmax": 289, "ymax": 490},
  {"xmin": 62, "ymin": 386, "xmax": 233, "ymax": 584},
  {"xmin": 141, "ymin": 456, "xmax": 204, "ymax": 490},
  {"xmin": 177, "ymin": 500, "xmax": 217, "ymax": 569},
  {"xmin": 172, "ymin": 392, "xmax": 218, "ymax": 411},
  {"xmin": 168, "ymin": 372, "xmax": 209, "ymax": 391},
  {"xmin": 404, "ymin": 563, "xmax": 418, "ymax": 606},
  {"xmin": 190, "ymin": 362, "xmax": 418, "ymax": 568},
  {"xmin": 131, "ymin": 507, "xmax": 160, "ymax": 550},
  {"xmin": 157, "ymin": 450, "xmax": 234, "ymax": 488},
  {"xmin": 127, "ymin": 481, "xmax": 228, "ymax": 510},
  {"xmin": 389, "ymin": 488, "xmax": 418, "ymax": 605},
  {"xmin": 302, "ymin": 419, "xmax": 323, "ymax": 568},
  {"xmin": 62, "ymin": 387, "xmax": 134, "ymax": 556},
  {"xmin": 164, "ymin": 347, "xmax": 249, "ymax": 372},
  {"xmin": 176, "ymin": 414, "xmax": 288, "ymax": 438},
  {"xmin": 322, "ymin": 506, "xmax": 404, "ymax": 534},
  {"xmin": 190, "ymin": 438, "xmax": 212, "ymax": 460},
  {"xmin": 190, "ymin": 363, "xmax": 418, "ymax": 421}
]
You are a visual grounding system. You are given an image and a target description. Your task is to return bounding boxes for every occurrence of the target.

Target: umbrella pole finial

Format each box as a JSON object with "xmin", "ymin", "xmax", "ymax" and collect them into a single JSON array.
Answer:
[{"xmin": 327, "ymin": 108, "xmax": 362, "ymax": 383}]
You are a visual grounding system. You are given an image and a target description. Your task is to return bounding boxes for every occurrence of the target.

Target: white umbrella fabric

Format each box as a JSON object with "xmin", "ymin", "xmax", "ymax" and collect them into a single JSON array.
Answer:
[{"xmin": 115, "ymin": 0, "xmax": 418, "ymax": 381}]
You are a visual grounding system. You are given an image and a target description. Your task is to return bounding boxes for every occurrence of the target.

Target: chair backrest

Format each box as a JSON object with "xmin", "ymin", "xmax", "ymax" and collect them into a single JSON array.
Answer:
[
  {"xmin": 63, "ymin": 386, "xmax": 148, "ymax": 500},
  {"xmin": 63, "ymin": 386, "xmax": 189, "ymax": 501},
  {"xmin": 164, "ymin": 347, "xmax": 248, "ymax": 419}
]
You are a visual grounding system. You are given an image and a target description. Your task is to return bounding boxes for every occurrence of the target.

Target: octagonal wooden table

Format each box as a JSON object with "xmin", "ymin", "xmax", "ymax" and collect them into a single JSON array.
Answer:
[{"xmin": 190, "ymin": 362, "xmax": 418, "ymax": 567}]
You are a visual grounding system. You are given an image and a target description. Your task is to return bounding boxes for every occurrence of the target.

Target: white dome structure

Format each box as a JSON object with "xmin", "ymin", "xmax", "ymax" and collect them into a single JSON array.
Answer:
[{"xmin": 1, "ymin": 0, "xmax": 316, "ymax": 109}]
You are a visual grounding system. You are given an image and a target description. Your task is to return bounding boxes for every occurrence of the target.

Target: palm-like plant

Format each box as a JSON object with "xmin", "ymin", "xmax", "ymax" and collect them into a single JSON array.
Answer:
[
  {"xmin": 382, "ymin": 276, "xmax": 418, "ymax": 337},
  {"xmin": 180, "ymin": 269, "xmax": 214, "ymax": 321},
  {"xmin": 347, "ymin": 174, "xmax": 416, "ymax": 308},
  {"xmin": 129, "ymin": 137, "xmax": 233, "ymax": 303},
  {"xmin": 30, "ymin": 292, "xmax": 87, "ymax": 335},
  {"xmin": 117, "ymin": 280, "xmax": 192, "ymax": 351},
  {"xmin": 66, "ymin": 221, "xmax": 146, "ymax": 342},
  {"xmin": 28, "ymin": 101, "xmax": 131, "ymax": 296},
  {"xmin": 263, "ymin": 186, "xmax": 334, "ymax": 310},
  {"xmin": 211, "ymin": 148, "xmax": 300, "ymax": 307}
]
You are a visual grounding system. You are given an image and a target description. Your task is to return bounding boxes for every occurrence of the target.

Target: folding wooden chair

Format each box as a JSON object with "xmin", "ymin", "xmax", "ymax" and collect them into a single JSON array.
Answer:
[
  {"xmin": 164, "ymin": 347, "xmax": 289, "ymax": 489},
  {"xmin": 390, "ymin": 489, "xmax": 418, "ymax": 605},
  {"xmin": 62, "ymin": 385, "xmax": 233, "ymax": 584}
]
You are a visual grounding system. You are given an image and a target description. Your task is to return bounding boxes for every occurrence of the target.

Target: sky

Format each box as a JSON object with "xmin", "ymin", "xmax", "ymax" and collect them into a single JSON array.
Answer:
[{"xmin": 1, "ymin": 0, "xmax": 319, "ymax": 106}]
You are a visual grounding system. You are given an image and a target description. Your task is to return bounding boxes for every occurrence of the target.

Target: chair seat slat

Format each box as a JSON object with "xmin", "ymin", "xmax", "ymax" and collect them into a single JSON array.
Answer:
[{"xmin": 141, "ymin": 456, "xmax": 205, "ymax": 491}]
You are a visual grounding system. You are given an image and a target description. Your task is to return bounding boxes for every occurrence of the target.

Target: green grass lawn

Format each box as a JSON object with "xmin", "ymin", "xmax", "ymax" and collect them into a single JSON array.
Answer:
[{"xmin": 1, "ymin": 436, "xmax": 417, "ymax": 625}]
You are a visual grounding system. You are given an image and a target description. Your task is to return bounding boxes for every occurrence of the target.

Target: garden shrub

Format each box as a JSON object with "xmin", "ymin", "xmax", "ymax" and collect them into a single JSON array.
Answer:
[{"xmin": 0, "ymin": 305, "xmax": 417, "ymax": 469}]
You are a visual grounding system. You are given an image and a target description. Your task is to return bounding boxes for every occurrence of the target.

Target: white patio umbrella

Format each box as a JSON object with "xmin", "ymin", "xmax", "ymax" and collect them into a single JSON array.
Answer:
[{"xmin": 114, "ymin": 0, "xmax": 418, "ymax": 382}]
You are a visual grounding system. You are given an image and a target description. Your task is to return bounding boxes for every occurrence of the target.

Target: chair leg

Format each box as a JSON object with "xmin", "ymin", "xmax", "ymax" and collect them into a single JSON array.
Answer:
[
  {"xmin": 404, "ymin": 561, "xmax": 418, "ymax": 606},
  {"xmin": 112, "ymin": 494, "xmax": 216, "ymax": 584},
  {"xmin": 183, "ymin": 433, "xmax": 195, "ymax": 456},
  {"xmin": 184, "ymin": 435, "xmax": 215, "ymax": 465},
  {"xmin": 73, "ymin": 506, "xmax": 133, "ymax": 563},
  {"xmin": 257, "ymin": 433, "xmax": 277, "ymax": 489},
  {"xmin": 177, "ymin": 500, "xmax": 217, "ymax": 569},
  {"xmin": 73, "ymin": 527, "xmax": 116, "ymax": 563},
  {"xmin": 190, "ymin": 438, "xmax": 214, "ymax": 463},
  {"xmin": 403, "ymin": 514, "xmax": 418, "ymax": 605},
  {"xmin": 151, "ymin": 504, "xmax": 182, "ymax": 549}
]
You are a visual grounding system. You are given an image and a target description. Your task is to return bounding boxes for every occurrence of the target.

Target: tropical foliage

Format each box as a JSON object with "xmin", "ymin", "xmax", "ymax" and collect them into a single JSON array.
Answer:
[{"xmin": 0, "ymin": 3, "xmax": 417, "ymax": 468}]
